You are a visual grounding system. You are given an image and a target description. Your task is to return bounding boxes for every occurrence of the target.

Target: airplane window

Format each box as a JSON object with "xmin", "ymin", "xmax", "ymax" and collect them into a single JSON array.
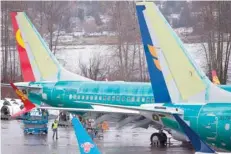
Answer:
[
  {"xmin": 73, "ymin": 94, "xmax": 76, "ymax": 99},
  {"xmin": 112, "ymin": 96, "xmax": 115, "ymax": 101},
  {"xmin": 103, "ymin": 96, "xmax": 106, "ymax": 101},
  {"xmin": 94, "ymin": 96, "xmax": 98, "ymax": 101},
  {"xmin": 127, "ymin": 97, "xmax": 131, "ymax": 101},
  {"xmin": 42, "ymin": 93, "xmax": 47, "ymax": 100},
  {"xmin": 142, "ymin": 97, "xmax": 145, "ymax": 102},
  {"xmin": 131, "ymin": 97, "xmax": 135, "ymax": 102},
  {"xmin": 108, "ymin": 96, "xmax": 111, "ymax": 101},
  {"xmin": 146, "ymin": 97, "xmax": 150, "ymax": 103},
  {"xmin": 122, "ymin": 97, "xmax": 125, "ymax": 101},
  {"xmin": 82, "ymin": 95, "xmax": 85, "ymax": 100},
  {"xmin": 116, "ymin": 96, "xmax": 120, "ymax": 101},
  {"xmin": 99, "ymin": 96, "xmax": 102, "ymax": 100},
  {"xmin": 69, "ymin": 94, "xmax": 73, "ymax": 100},
  {"xmin": 151, "ymin": 98, "xmax": 154, "ymax": 103},
  {"xmin": 77, "ymin": 95, "xmax": 80, "ymax": 100},
  {"xmin": 137, "ymin": 97, "xmax": 140, "ymax": 102},
  {"xmin": 86, "ymin": 95, "xmax": 89, "ymax": 100},
  {"xmin": 90, "ymin": 96, "xmax": 93, "ymax": 100}
]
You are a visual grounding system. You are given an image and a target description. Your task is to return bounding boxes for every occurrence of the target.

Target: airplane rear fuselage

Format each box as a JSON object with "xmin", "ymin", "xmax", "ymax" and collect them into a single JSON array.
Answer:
[
  {"xmin": 25, "ymin": 81, "xmax": 231, "ymax": 151},
  {"xmin": 165, "ymin": 103, "xmax": 231, "ymax": 151}
]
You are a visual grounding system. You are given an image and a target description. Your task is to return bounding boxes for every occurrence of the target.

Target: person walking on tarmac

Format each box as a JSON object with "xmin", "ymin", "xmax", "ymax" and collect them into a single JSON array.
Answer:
[{"xmin": 52, "ymin": 119, "xmax": 58, "ymax": 139}]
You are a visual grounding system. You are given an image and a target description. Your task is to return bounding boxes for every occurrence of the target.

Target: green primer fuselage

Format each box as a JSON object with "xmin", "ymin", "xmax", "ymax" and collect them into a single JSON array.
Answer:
[{"xmin": 27, "ymin": 81, "xmax": 231, "ymax": 151}]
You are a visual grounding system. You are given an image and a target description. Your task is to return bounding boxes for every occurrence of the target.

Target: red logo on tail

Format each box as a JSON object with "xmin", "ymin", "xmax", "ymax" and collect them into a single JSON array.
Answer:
[{"xmin": 81, "ymin": 142, "xmax": 94, "ymax": 153}]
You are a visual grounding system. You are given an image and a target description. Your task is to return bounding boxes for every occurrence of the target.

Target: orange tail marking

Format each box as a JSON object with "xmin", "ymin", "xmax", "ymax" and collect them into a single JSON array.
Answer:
[
  {"xmin": 10, "ymin": 82, "xmax": 35, "ymax": 117},
  {"xmin": 211, "ymin": 70, "xmax": 220, "ymax": 85}
]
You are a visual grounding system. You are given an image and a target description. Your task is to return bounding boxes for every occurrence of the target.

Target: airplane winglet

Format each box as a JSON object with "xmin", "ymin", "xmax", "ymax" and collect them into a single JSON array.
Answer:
[
  {"xmin": 173, "ymin": 114, "xmax": 216, "ymax": 154},
  {"xmin": 10, "ymin": 82, "xmax": 36, "ymax": 118},
  {"xmin": 72, "ymin": 117, "xmax": 101, "ymax": 154}
]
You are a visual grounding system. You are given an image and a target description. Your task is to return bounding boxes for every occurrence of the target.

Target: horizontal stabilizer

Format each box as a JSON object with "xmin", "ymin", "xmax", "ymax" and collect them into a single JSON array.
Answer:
[
  {"xmin": 10, "ymin": 82, "xmax": 36, "ymax": 117},
  {"xmin": 2, "ymin": 82, "xmax": 42, "ymax": 90}
]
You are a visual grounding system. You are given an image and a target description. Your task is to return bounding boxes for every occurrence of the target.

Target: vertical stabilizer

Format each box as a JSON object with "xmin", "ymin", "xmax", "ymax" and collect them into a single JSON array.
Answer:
[
  {"xmin": 212, "ymin": 70, "xmax": 220, "ymax": 85},
  {"xmin": 11, "ymin": 12, "xmax": 35, "ymax": 82},
  {"xmin": 10, "ymin": 82, "xmax": 36, "ymax": 118},
  {"xmin": 11, "ymin": 12, "xmax": 92, "ymax": 82},
  {"xmin": 136, "ymin": 5, "xmax": 171, "ymax": 103},
  {"xmin": 136, "ymin": 2, "xmax": 231, "ymax": 103}
]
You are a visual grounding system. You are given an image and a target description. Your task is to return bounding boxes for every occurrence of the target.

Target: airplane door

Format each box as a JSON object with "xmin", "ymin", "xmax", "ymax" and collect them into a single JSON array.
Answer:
[{"xmin": 53, "ymin": 88, "xmax": 65, "ymax": 106}]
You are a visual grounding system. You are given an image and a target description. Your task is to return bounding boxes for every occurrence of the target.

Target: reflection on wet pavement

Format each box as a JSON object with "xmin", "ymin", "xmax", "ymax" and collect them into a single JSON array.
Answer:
[{"xmin": 1, "ymin": 120, "xmax": 194, "ymax": 154}]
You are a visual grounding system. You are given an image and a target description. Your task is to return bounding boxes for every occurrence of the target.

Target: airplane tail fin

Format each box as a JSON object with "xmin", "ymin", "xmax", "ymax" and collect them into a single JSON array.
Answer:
[
  {"xmin": 136, "ymin": 2, "xmax": 231, "ymax": 103},
  {"xmin": 135, "ymin": 6, "xmax": 171, "ymax": 103},
  {"xmin": 212, "ymin": 70, "xmax": 220, "ymax": 85},
  {"xmin": 11, "ymin": 12, "xmax": 35, "ymax": 82},
  {"xmin": 10, "ymin": 82, "xmax": 36, "ymax": 118},
  {"xmin": 72, "ymin": 117, "xmax": 101, "ymax": 154},
  {"xmin": 211, "ymin": 70, "xmax": 231, "ymax": 92},
  {"xmin": 10, "ymin": 12, "xmax": 92, "ymax": 82}
]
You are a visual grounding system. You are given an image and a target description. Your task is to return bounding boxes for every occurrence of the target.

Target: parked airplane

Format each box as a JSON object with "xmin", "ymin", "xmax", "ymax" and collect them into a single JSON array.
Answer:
[
  {"xmin": 9, "ymin": 3, "xmax": 231, "ymax": 121},
  {"xmin": 8, "ymin": 2, "xmax": 231, "ymax": 153},
  {"xmin": 66, "ymin": 2, "xmax": 231, "ymax": 152},
  {"xmin": 0, "ymin": 98, "xmax": 23, "ymax": 118},
  {"xmin": 86, "ymin": 2, "xmax": 231, "ymax": 151},
  {"xmin": 9, "ymin": 10, "xmax": 172, "ymax": 130},
  {"xmin": 69, "ymin": 1, "xmax": 231, "ymax": 151}
]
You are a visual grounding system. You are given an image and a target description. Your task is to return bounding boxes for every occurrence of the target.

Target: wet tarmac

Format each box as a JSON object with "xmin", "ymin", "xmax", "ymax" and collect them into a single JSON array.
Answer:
[{"xmin": 1, "ymin": 120, "xmax": 194, "ymax": 154}]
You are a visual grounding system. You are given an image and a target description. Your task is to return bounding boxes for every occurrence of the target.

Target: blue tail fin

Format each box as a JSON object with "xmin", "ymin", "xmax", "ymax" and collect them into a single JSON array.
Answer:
[
  {"xmin": 135, "ymin": 2, "xmax": 231, "ymax": 103},
  {"xmin": 173, "ymin": 114, "xmax": 216, "ymax": 153},
  {"xmin": 72, "ymin": 117, "xmax": 101, "ymax": 154},
  {"xmin": 136, "ymin": 5, "xmax": 171, "ymax": 103}
]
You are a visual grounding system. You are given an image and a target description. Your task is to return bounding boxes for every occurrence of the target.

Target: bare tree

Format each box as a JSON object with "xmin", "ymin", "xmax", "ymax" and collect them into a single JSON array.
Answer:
[
  {"xmin": 108, "ymin": 1, "xmax": 147, "ymax": 81},
  {"xmin": 35, "ymin": 1, "xmax": 73, "ymax": 55},
  {"xmin": 79, "ymin": 52, "xmax": 109, "ymax": 80},
  {"xmin": 196, "ymin": 1, "xmax": 231, "ymax": 84},
  {"xmin": 1, "ymin": 1, "xmax": 30, "ymax": 82}
]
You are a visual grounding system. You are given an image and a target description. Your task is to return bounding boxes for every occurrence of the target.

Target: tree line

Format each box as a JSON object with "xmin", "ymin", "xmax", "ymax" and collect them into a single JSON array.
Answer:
[{"xmin": 1, "ymin": 1, "xmax": 231, "ymax": 84}]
